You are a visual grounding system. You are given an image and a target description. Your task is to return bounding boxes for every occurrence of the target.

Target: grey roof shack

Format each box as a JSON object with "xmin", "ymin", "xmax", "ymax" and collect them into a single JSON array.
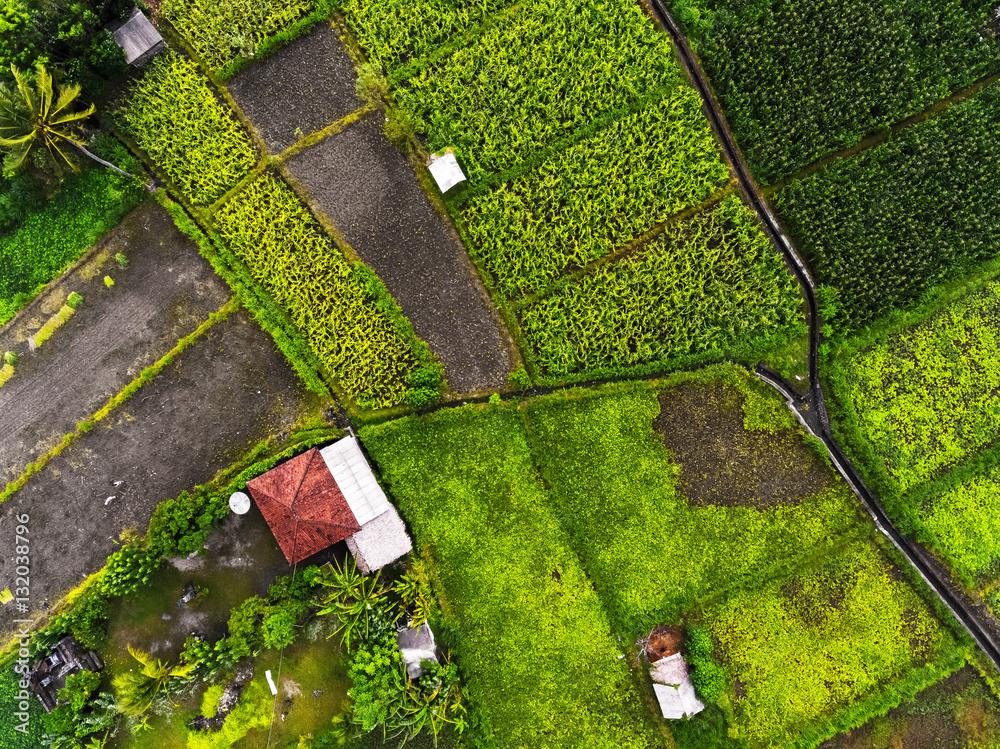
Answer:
[
  {"xmin": 107, "ymin": 7, "xmax": 165, "ymax": 66},
  {"xmin": 28, "ymin": 636, "xmax": 104, "ymax": 713}
]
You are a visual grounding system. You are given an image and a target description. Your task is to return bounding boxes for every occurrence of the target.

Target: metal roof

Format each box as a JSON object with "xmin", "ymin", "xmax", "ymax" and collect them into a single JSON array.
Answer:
[{"xmin": 320, "ymin": 436, "xmax": 391, "ymax": 526}]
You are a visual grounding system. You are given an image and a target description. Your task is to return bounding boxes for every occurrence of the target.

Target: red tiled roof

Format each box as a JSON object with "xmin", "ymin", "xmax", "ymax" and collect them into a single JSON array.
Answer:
[{"xmin": 247, "ymin": 448, "xmax": 361, "ymax": 564}]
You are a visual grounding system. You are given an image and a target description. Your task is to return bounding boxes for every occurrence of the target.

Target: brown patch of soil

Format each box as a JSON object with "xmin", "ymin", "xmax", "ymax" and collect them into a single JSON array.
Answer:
[
  {"xmin": 0, "ymin": 309, "xmax": 318, "ymax": 639},
  {"xmin": 653, "ymin": 383, "xmax": 830, "ymax": 508},
  {"xmin": 644, "ymin": 624, "xmax": 683, "ymax": 662}
]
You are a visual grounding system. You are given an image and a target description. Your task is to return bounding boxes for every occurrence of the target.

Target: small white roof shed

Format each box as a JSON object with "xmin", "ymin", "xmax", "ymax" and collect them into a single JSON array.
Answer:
[
  {"xmin": 650, "ymin": 653, "xmax": 705, "ymax": 720},
  {"xmin": 110, "ymin": 8, "xmax": 164, "ymax": 66},
  {"xmin": 427, "ymin": 150, "xmax": 466, "ymax": 193},
  {"xmin": 346, "ymin": 503, "xmax": 413, "ymax": 573}
]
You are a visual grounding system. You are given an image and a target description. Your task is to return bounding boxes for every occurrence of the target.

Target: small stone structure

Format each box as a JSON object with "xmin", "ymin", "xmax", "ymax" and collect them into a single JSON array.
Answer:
[
  {"xmin": 28, "ymin": 636, "xmax": 104, "ymax": 713},
  {"xmin": 427, "ymin": 150, "xmax": 466, "ymax": 193},
  {"xmin": 107, "ymin": 7, "xmax": 165, "ymax": 66},
  {"xmin": 396, "ymin": 622, "xmax": 438, "ymax": 679},
  {"xmin": 644, "ymin": 625, "xmax": 705, "ymax": 720}
]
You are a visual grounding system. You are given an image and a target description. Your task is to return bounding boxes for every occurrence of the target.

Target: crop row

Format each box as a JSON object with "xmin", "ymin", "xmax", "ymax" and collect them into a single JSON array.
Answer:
[
  {"xmin": 396, "ymin": 0, "xmax": 678, "ymax": 180},
  {"xmin": 162, "ymin": 0, "xmax": 314, "ymax": 72},
  {"xmin": 342, "ymin": 0, "xmax": 515, "ymax": 73},
  {"xmin": 115, "ymin": 52, "xmax": 256, "ymax": 206},
  {"xmin": 461, "ymin": 88, "xmax": 728, "ymax": 298},
  {"xmin": 669, "ymin": 0, "xmax": 998, "ymax": 183},
  {"xmin": 519, "ymin": 196, "xmax": 802, "ymax": 376},
  {"xmin": 922, "ymin": 466, "xmax": 1000, "ymax": 584},
  {"xmin": 212, "ymin": 173, "xmax": 417, "ymax": 408},
  {"xmin": 778, "ymin": 82, "xmax": 1000, "ymax": 328}
]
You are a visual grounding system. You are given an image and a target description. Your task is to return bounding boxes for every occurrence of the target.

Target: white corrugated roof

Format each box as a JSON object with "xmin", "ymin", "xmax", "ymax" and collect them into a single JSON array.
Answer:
[
  {"xmin": 320, "ymin": 436, "xmax": 390, "ymax": 525},
  {"xmin": 427, "ymin": 150, "xmax": 466, "ymax": 193},
  {"xmin": 653, "ymin": 680, "xmax": 705, "ymax": 720},
  {"xmin": 346, "ymin": 503, "xmax": 412, "ymax": 573}
]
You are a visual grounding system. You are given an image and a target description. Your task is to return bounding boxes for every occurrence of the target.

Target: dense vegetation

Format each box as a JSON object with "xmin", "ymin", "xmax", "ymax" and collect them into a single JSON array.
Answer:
[
  {"xmin": 115, "ymin": 52, "xmax": 256, "ymax": 205},
  {"xmin": 520, "ymin": 197, "xmax": 802, "ymax": 376},
  {"xmin": 668, "ymin": 0, "xmax": 999, "ymax": 182},
  {"xmin": 342, "ymin": 0, "xmax": 516, "ymax": 73},
  {"xmin": 461, "ymin": 90, "xmax": 728, "ymax": 297},
  {"xmin": 837, "ymin": 283, "xmax": 1000, "ymax": 495},
  {"xmin": 396, "ymin": 0, "xmax": 678, "ymax": 179},
  {"xmin": 362, "ymin": 406, "xmax": 663, "ymax": 749},
  {"xmin": 162, "ymin": 0, "xmax": 324, "ymax": 72},
  {"xmin": 364, "ymin": 369, "xmax": 954, "ymax": 747},
  {"xmin": 0, "ymin": 0, "xmax": 129, "ymax": 95},
  {"xmin": 522, "ymin": 373, "xmax": 861, "ymax": 636},
  {"xmin": 0, "ymin": 138, "xmax": 145, "ymax": 325},
  {"xmin": 706, "ymin": 542, "xmax": 956, "ymax": 748},
  {"xmin": 778, "ymin": 82, "xmax": 1000, "ymax": 328},
  {"xmin": 923, "ymin": 466, "xmax": 1000, "ymax": 583},
  {"xmin": 213, "ymin": 173, "xmax": 420, "ymax": 408}
]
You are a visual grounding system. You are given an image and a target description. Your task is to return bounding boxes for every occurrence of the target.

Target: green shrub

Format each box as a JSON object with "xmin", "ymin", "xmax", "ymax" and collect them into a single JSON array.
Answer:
[
  {"xmin": 116, "ymin": 52, "xmax": 255, "ymax": 205},
  {"xmin": 405, "ymin": 386, "xmax": 440, "ymax": 410},
  {"xmin": 4, "ymin": 350, "xmax": 17, "ymax": 366},
  {"xmin": 507, "ymin": 365, "xmax": 530, "ymax": 390},
  {"xmin": 114, "ymin": 252, "xmax": 128, "ymax": 268},
  {"xmin": 685, "ymin": 626, "xmax": 726, "ymax": 702},
  {"xmin": 145, "ymin": 487, "xmax": 225, "ymax": 557},
  {"xmin": 66, "ymin": 291, "xmax": 83, "ymax": 309},
  {"xmin": 200, "ymin": 683, "xmax": 224, "ymax": 717},
  {"xmin": 99, "ymin": 543, "xmax": 162, "ymax": 596},
  {"xmin": 58, "ymin": 670, "xmax": 101, "ymax": 713},
  {"xmin": 181, "ymin": 635, "xmax": 234, "ymax": 681},
  {"xmin": 262, "ymin": 608, "xmax": 297, "ymax": 650}
]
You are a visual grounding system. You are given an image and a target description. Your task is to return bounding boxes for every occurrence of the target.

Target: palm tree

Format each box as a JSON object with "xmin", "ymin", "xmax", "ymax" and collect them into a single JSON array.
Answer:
[
  {"xmin": 0, "ymin": 63, "xmax": 142, "ymax": 181},
  {"xmin": 111, "ymin": 644, "xmax": 197, "ymax": 718}
]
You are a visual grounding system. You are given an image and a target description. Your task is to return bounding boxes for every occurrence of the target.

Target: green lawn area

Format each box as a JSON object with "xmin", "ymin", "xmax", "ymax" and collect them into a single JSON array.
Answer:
[{"xmin": 362, "ymin": 367, "xmax": 959, "ymax": 748}]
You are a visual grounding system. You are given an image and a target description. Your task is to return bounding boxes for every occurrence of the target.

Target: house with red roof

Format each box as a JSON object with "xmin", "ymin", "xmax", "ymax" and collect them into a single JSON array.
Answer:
[{"xmin": 247, "ymin": 436, "xmax": 411, "ymax": 571}]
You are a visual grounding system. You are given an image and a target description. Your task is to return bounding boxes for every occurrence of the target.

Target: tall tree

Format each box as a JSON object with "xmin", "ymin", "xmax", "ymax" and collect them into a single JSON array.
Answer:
[
  {"xmin": 111, "ymin": 644, "xmax": 197, "ymax": 717},
  {"xmin": 0, "ymin": 62, "xmax": 139, "ymax": 179}
]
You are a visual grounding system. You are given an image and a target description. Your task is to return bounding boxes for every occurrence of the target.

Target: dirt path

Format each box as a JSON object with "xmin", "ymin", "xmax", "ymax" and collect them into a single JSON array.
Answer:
[
  {"xmin": 286, "ymin": 113, "xmax": 512, "ymax": 392},
  {"xmin": 0, "ymin": 201, "xmax": 230, "ymax": 483},
  {"xmin": 0, "ymin": 309, "xmax": 316, "ymax": 638}
]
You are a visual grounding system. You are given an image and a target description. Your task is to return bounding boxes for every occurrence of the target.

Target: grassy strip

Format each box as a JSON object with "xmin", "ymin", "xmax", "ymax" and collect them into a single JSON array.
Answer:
[
  {"xmin": 29, "ymin": 303, "xmax": 77, "ymax": 349},
  {"xmin": 0, "ymin": 299, "xmax": 237, "ymax": 505},
  {"xmin": 0, "ymin": 363, "xmax": 13, "ymax": 388},
  {"xmin": 155, "ymin": 192, "xmax": 333, "ymax": 400}
]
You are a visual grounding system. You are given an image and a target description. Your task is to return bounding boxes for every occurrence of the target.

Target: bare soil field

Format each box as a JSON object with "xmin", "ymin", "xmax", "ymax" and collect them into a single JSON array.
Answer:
[
  {"xmin": 0, "ymin": 309, "xmax": 318, "ymax": 639},
  {"xmin": 0, "ymin": 201, "xmax": 230, "ymax": 482},
  {"xmin": 654, "ymin": 382, "xmax": 831, "ymax": 507},
  {"xmin": 286, "ymin": 113, "xmax": 512, "ymax": 392},
  {"xmin": 227, "ymin": 22, "xmax": 364, "ymax": 154}
]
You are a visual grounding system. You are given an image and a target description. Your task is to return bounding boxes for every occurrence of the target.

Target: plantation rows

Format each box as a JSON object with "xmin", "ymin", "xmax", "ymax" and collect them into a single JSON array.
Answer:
[
  {"xmin": 116, "ymin": 52, "xmax": 425, "ymax": 408},
  {"xmin": 394, "ymin": 0, "xmax": 679, "ymax": 179},
  {"xmin": 213, "ymin": 174, "xmax": 418, "ymax": 408},
  {"xmin": 778, "ymin": 82, "xmax": 1000, "ymax": 329},
  {"xmin": 461, "ymin": 89, "xmax": 728, "ymax": 298},
  {"xmin": 342, "ymin": 0, "xmax": 516, "ymax": 73},
  {"xmin": 363, "ymin": 373, "xmax": 961, "ymax": 749},
  {"xmin": 162, "ymin": 0, "xmax": 314, "ymax": 72},
  {"xmin": 116, "ymin": 53, "xmax": 255, "ymax": 206},
  {"xmin": 668, "ymin": 0, "xmax": 999, "ymax": 183},
  {"xmin": 520, "ymin": 197, "xmax": 802, "ymax": 376}
]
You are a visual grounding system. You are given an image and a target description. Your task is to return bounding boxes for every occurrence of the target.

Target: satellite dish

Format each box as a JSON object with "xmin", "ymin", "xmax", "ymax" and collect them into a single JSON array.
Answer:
[{"xmin": 229, "ymin": 491, "xmax": 251, "ymax": 515}]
